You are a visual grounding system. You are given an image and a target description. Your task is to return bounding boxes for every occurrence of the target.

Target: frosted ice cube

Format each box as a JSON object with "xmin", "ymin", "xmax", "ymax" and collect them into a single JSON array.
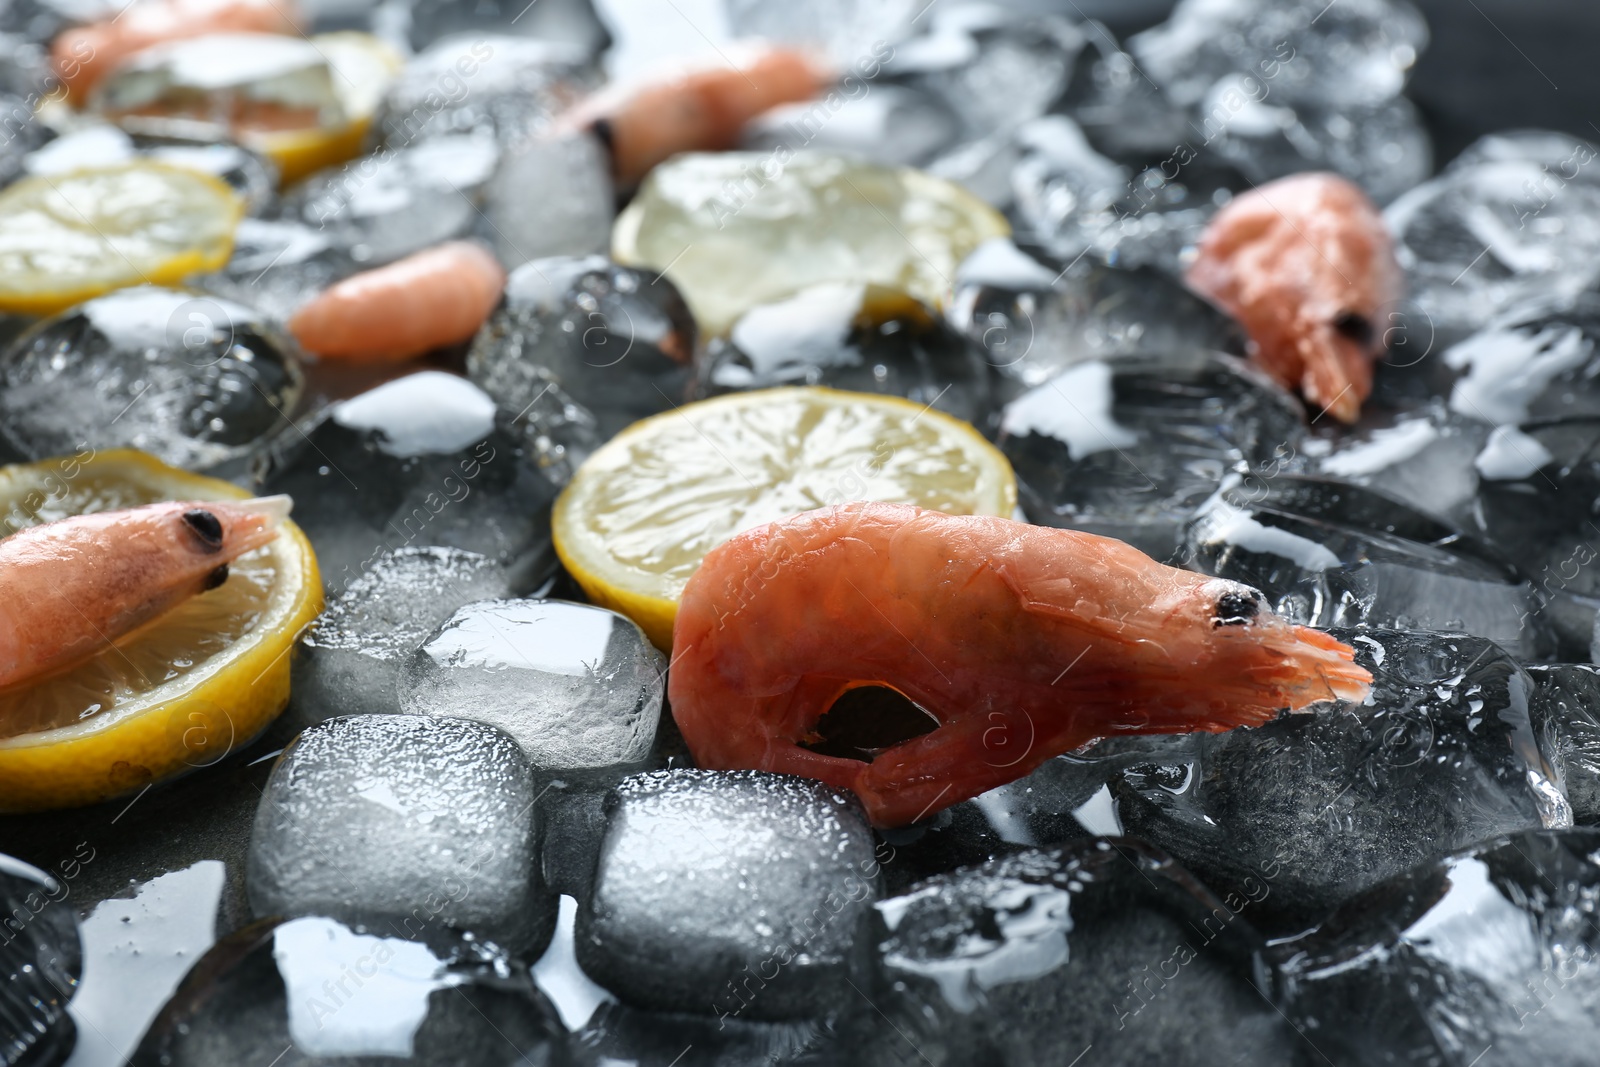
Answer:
[
  {"xmin": 401, "ymin": 599, "xmax": 665, "ymax": 783},
  {"xmin": 481, "ymin": 130, "xmax": 614, "ymax": 270},
  {"xmin": 292, "ymin": 546, "xmax": 511, "ymax": 725},
  {"xmin": 197, "ymin": 217, "xmax": 358, "ymax": 327},
  {"xmin": 0, "ymin": 286, "xmax": 302, "ymax": 473},
  {"xmin": 406, "ymin": 0, "xmax": 610, "ymax": 62},
  {"xmin": 247, "ymin": 714, "xmax": 557, "ymax": 953},
  {"xmin": 576, "ymin": 770, "xmax": 878, "ymax": 1020},
  {"xmin": 467, "ymin": 255, "xmax": 696, "ymax": 438},
  {"xmin": 1115, "ymin": 629, "xmax": 1570, "ymax": 934}
]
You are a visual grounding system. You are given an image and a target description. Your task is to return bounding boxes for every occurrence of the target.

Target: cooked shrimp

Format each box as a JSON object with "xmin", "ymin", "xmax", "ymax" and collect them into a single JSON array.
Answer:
[
  {"xmin": 288, "ymin": 241, "xmax": 506, "ymax": 363},
  {"xmin": 669, "ymin": 502, "xmax": 1371, "ymax": 827},
  {"xmin": 559, "ymin": 45, "xmax": 834, "ymax": 185},
  {"xmin": 1185, "ymin": 172, "xmax": 1400, "ymax": 424},
  {"xmin": 52, "ymin": 0, "xmax": 303, "ymax": 105},
  {"xmin": 0, "ymin": 497, "xmax": 289, "ymax": 693}
]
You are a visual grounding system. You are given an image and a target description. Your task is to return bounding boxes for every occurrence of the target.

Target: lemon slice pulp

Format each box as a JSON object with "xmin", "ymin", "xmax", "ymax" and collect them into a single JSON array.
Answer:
[
  {"xmin": 553, "ymin": 387, "xmax": 1017, "ymax": 649},
  {"xmin": 0, "ymin": 162, "xmax": 242, "ymax": 316},
  {"xmin": 0, "ymin": 449, "xmax": 322, "ymax": 812}
]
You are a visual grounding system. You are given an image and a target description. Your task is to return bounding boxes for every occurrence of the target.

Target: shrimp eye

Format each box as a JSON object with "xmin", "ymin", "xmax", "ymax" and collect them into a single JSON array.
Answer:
[
  {"xmin": 203, "ymin": 563, "xmax": 229, "ymax": 590},
  {"xmin": 182, "ymin": 508, "xmax": 224, "ymax": 552},
  {"xmin": 1333, "ymin": 310, "xmax": 1375, "ymax": 347},
  {"xmin": 1215, "ymin": 589, "xmax": 1262, "ymax": 627}
]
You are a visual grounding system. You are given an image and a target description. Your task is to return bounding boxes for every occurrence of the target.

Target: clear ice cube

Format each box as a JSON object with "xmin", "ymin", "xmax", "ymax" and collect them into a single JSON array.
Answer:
[
  {"xmin": 405, "ymin": 0, "xmax": 610, "ymax": 62},
  {"xmin": 0, "ymin": 854, "xmax": 80, "ymax": 1067},
  {"xmin": 870, "ymin": 838, "xmax": 1306, "ymax": 1065},
  {"xmin": 1268, "ymin": 828, "xmax": 1600, "ymax": 1067},
  {"xmin": 401, "ymin": 599, "xmax": 666, "ymax": 784},
  {"xmin": 0, "ymin": 286, "xmax": 303, "ymax": 473},
  {"xmin": 133, "ymin": 913, "xmax": 564, "ymax": 1065},
  {"xmin": 698, "ymin": 281, "xmax": 993, "ymax": 427},
  {"xmin": 576, "ymin": 770, "xmax": 879, "ymax": 1021},
  {"xmin": 998, "ymin": 352, "xmax": 1304, "ymax": 560},
  {"xmin": 247, "ymin": 714, "xmax": 558, "ymax": 954},
  {"xmin": 254, "ymin": 370, "xmax": 577, "ymax": 584},
  {"xmin": 1183, "ymin": 473, "xmax": 1555, "ymax": 659},
  {"xmin": 1114, "ymin": 629, "xmax": 1571, "ymax": 934},
  {"xmin": 466, "ymin": 255, "xmax": 696, "ymax": 439},
  {"xmin": 197, "ymin": 217, "xmax": 359, "ymax": 327},
  {"xmin": 948, "ymin": 240, "xmax": 1246, "ymax": 389},
  {"xmin": 1527, "ymin": 664, "xmax": 1600, "ymax": 825}
]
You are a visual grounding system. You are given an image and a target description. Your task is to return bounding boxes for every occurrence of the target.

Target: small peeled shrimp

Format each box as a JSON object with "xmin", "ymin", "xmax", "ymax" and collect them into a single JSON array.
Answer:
[
  {"xmin": 0, "ymin": 497, "xmax": 289, "ymax": 693},
  {"xmin": 559, "ymin": 45, "xmax": 834, "ymax": 185},
  {"xmin": 52, "ymin": 0, "xmax": 303, "ymax": 104},
  {"xmin": 288, "ymin": 241, "xmax": 506, "ymax": 363},
  {"xmin": 669, "ymin": 502, "xmax": 1371, "ymax": 827},
  {"xmin": 1185, "ymin": 172, "xmax": 1401, "ymax": 424}
]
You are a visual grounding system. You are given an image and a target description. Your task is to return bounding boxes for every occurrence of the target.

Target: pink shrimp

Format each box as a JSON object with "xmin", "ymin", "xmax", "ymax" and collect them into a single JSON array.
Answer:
[
  {"xmin": 559, "ymin": 44, "xmax": 835, "ymax": 185},
  {"xmin": 0, "ymin": 497, "xmax": 289, "ymax": 693},
  {"xmin": 1185, "ymin": 172, "xmax": 1401, "ymax": 424},
  {"xmin": 669, "ymin": 502, "xmax": 1371, "ymax": 827},
  {"xmin": 288, "ymin": 241, "xmax": 506, "ymax": 363},
  {"xmin": 52, "ymin": 0, "xmax": 303, "ymax": 105}
]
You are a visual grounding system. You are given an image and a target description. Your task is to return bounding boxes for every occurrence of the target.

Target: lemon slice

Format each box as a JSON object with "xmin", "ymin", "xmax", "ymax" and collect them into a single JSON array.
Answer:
[
  {"xmin": 0, "ymin": 450, "xmax": 322, "ymax": 812},
  {"xmin": 250, "ymin": 32, "xmax": 402, "ymax": 185},
  {"xmin": 0, "ymin": 163, "xmax": 243, "ymax": 316},
  {"xmin": 553, "ymin": 387, "xmax": 1016, "ymax": 649}
]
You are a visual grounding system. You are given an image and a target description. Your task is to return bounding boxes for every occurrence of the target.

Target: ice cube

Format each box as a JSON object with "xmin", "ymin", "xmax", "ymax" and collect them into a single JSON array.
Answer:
[
  {"xmin": 884, "ymin": 5, "xmax": 1085, "ymax": 143},
  {"xmin": 401, "ymin": 599, "xmax": 665, "ymax": 784},
  {"xmin": 1114, "ymin": 629, "xmax": 1570, "ymax": 934},
  {"xmin": 0, "ymin": 854, "xmax": 80, "ymax": 1067},
  {"xmin": 1198, "ymin": 85, "xmax": 1432, "ymax": 205},
  {"xmin": 1527, "ymin": 664, "xmax": 1600, "ymax": 825},
  {"xmin": 1312, "ymin": 403, "xmax": 1489, "ymax": 524},
  {"xmin": 291, "ymin": 547, "xmax": 513, "ymax": 726},
  {"xmin": 405, "ymin": 0, "xmax": 610, "ymax": 62},
  {"xmin": 282, "ymin": 133, "xmax": 501, "ymax": 267},
  {"xmin": 466, "ymin": 255, "xmax": 696, "ymax": 439},
  {"xmin": 998, "ymin": 353, "xmax": 1304, "ymax": 560},
  {"xmin": 1385, "ymin": 130, "xmax": 1600, "ymax": 340},
  {"xmin": 870, "ymin": 838, "xmax": 1306, "ymax": 1065},
  {"xmin": 0, "ymin": 286, "xmax": 303, "ymax": 473},
  {"xmin": 255, "ymin": 370, "xmax": 578, "ymax": 584},
  {"xmin": 740, "ymin": 85, "xmax": 961, "ymax": 169},
  {"xmin": 132, "ymin": 914, "xmax": 564, "ymax": 1065},
  {"xmin": 722, "ymin": 0, "xmax": 923, "ymax": 66},
  {"xmin": 1439, "ymin": 292, "xmax": 1600, "ymax": 426},
  {"xmin": 196, "ymin": 217, "xmax": 359, "ymax": 327},
  {"xmin": 1129, "ymin": 0, "xmax": 1428, "ymax": 110},
  {"xmin": 949, "ymin": 241, "xmax": 1246, "ymax": 389},
  {"xmin": 1267, "ymin": 829, "xmax": 1600, "ymax": 1067},
  {"xmin": 1469, "ymin": 416, "xmax": 1600, "ymax": 658},
  {"xmin": 571, "ymin": 1001, "xmax": 837, "ymax": 1067},
  {"xmin": 376, "ymin": 34, "xmax": 596, "ymax": 150},
  {"xmin": 698, "ymin": 281, "xmax": 993, "ymax": 426},
  {"xmin": 481, "ymin": 131, "xmax": 615, "ymax": 270},
  {"xmin": 247, "ymin": 714, "xmax": 558, "ymax": 954},
  {"xmin": 576, "ymin": 770, "xmax": 879, "ymax": 1020},
  {"xmin": 1183, "ymin": 473, "xmax": 1555, "ymax": 659}
]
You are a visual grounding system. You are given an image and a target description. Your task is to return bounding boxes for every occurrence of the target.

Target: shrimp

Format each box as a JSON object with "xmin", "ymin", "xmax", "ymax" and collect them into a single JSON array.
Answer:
[
  {"xmin": 559, "ymin": 45, "xmax": 834, "ymax": 186},
  {"xmin": 1185, "ymin": 172, "xmax": 1400, "ymax": 425},
  {"xmin": 0, "ymin": 496, "xmax": 289, "ymax": 693},
  {"xmin": 287, "ymin": 241, "xmax": 506, "ymax": 363},
  {"xmin": 669, "ymin": 502, "xmax": 1371, "ymax": 827},
  {"xmin": 51, "ymin": 0, "xmax": 303, "ymax": 105}
]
